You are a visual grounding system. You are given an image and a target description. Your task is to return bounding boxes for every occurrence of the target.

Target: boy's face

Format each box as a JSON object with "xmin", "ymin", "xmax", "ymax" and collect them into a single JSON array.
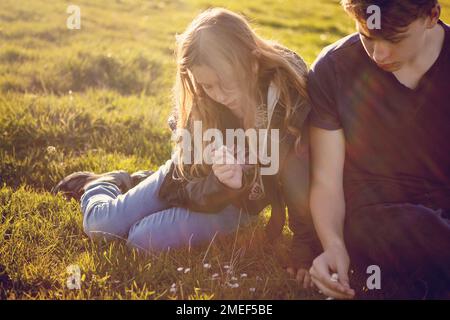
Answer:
[{"xmin": 357, "ymin": 16, "xmax": 433, "ymax": 72}]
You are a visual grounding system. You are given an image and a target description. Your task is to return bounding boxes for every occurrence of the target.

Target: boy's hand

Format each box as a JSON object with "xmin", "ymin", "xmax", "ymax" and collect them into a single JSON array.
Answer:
[
  {"xmin": 211, "ymin": 146, "xmax": 243, "ymax": 190},
  {"xmin": 309, "ymin": 243, "xmax": 355, "ymax": 299}
]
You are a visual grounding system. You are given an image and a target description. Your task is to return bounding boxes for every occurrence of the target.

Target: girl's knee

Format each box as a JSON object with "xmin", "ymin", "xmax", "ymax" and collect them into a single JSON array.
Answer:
[
  {"xmin": 127, "ymin": 222, "xmax": 177, "ymax": 253},
  {"xmin": 126, "ymin": 216, "xmax": 172, "ymax": 252},
  {"xmin": 126, "ymin": 229, "xmax": 151, "ymax": 252},
  {"xmin": 126, "ymin": 208, "xmax": 240, "ymax": 252},
  {"xmin": 82, "ymin": 203, "xmax": 126, "ymax": 241}
]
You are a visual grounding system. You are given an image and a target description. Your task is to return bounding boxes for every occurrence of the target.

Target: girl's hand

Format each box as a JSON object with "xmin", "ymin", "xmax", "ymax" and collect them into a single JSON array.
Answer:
[
  {"xmin": 211, "ymin": 146, "xmax": 243, "ymax": 189},
  {"xmin": 286, "ymin": 267, "xmax": 314, "ymax": 289}
]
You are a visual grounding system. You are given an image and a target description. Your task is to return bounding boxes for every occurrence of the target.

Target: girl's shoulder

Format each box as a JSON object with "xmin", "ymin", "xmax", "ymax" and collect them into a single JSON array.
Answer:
[{"xmin": 272, "ymin": 43, "xmax": 308, "ymax": 75}]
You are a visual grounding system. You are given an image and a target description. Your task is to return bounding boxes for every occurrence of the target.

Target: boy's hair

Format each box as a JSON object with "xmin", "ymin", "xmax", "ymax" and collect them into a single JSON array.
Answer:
[{"xmin": 341, "ymin": 0, "xmax": 438, "ymax": 39}]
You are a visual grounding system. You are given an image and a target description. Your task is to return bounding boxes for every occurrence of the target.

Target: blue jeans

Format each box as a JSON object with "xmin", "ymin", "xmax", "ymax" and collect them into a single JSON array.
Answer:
[{"xmin": 80, "ymin": 157, "xmax": 254, "ymax": 253}]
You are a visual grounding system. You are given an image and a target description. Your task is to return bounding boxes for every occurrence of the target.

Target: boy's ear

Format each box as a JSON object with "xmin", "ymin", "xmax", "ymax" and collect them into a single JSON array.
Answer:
[{"xmin": 426, "ymin": 3, "xmax": 441, "ymax": 28}]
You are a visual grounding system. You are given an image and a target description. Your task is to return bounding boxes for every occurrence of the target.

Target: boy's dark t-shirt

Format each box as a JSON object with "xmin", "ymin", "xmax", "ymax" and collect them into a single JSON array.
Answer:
[{"xmin": 308, "ymin": 20, "xmax": 450, "ymax": 214}]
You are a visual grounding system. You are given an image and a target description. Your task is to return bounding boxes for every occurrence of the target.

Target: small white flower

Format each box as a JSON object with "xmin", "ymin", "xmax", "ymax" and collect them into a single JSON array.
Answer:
[
  {"xmin": 330, "ymin": 273, "xmax": 339, "ymax": 282},
  {"xmin": 177, "ymin": 267, "xmax": 184, "ymax": 272},
  {"xmin": 231, "ymin": 276, "xmax": 238, "ymax": 281},
  {"xmin": 211, "ymin": 273, "xmax": 220, "ymax": 280},
  {"xmin": 227, "ymin": 282, "xmax": 239, "ymax": 288},
  {"xmin": 240, "ymin": 273, "xmax": 247, "ymax": 278},
  {"xmin": 203, "ymin": 263, "xmax": 211, "ymax": 269},
  {"xmin": 184, "ymin": 268, "xmax": 191, "ymax": 274},
  {"xmin": 249, "ymin": 287, "xmax": 256, "ymax": 292},
  {"xmin": 224, "ymin": 265, "xmax": 230, "ymax": 269},
  {"xmin": 46, "ymin": 146, "xmax": 56, "ymax": 155},
  {"xmin": 169, "ymin": 283, "xmax": 177, "ymax": 294}
]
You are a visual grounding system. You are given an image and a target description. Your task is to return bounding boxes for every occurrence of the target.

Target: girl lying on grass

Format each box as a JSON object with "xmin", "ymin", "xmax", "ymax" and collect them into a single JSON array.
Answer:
[{"xmin": 52, "ymin": 7, "xmax": 321, "ymax": 288}]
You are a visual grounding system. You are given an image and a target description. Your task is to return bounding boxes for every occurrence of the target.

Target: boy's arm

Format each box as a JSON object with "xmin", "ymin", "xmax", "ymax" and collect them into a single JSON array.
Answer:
[{"xmin": 309, "ymin": 126, "xmax": 355, "ymax": 299}]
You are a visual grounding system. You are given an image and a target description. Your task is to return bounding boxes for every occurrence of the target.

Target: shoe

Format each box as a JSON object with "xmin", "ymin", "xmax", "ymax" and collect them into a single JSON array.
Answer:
[
  {"xmin": 130, "ymin": 170, "xmax": 155, "ymax": 187},
  {"xmin": 51, "ymin": 170, "xmax": 133, "ymax": 201}
]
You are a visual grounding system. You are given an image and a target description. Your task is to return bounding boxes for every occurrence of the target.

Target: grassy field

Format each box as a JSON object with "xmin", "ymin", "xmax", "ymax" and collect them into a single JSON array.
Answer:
[{"xmin": 1, "ymin": 0, "xmax": 449, "ymax": 300}]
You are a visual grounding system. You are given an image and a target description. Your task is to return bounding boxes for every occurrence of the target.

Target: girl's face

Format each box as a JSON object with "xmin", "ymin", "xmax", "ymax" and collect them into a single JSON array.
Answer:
[{"xmin": 190, "ymin": 64, "xmax": 244, "ymax": 119}]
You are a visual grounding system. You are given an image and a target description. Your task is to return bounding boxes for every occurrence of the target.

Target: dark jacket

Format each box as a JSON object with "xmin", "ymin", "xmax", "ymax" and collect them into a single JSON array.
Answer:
[{"xmin": 158, "ymin": 48, "xmax": 319, "ymax": 268}]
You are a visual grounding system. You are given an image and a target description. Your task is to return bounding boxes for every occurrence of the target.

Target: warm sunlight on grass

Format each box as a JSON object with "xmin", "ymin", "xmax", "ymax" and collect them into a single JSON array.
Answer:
[{"xmin": 1, "ymin": 0, "xmax": 449, "ymax": 300}]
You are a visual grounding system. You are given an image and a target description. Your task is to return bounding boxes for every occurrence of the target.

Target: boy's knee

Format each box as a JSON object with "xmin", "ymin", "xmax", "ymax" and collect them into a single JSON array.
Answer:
[{"xmin": 345, "ymin": 203, "xmax": 450, "ymax": 275}]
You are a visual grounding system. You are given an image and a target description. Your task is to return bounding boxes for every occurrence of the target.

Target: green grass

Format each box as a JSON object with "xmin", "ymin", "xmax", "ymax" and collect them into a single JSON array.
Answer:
[
  {"xmin": 1, "ymin": 0, "xmax": 449, "ymax": 300},
  {"xmin": 0, "ymin": 184, "xmax": 314, "ymax": 299}
]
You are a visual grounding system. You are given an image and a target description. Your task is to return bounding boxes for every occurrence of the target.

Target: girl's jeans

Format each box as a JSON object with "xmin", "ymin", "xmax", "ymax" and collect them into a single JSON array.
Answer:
[{"xmin": 80, "ymin": 157, "xmax": 254, "ymax": 253}]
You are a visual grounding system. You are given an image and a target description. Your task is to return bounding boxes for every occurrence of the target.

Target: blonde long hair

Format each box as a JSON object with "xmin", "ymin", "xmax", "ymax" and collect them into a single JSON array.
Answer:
[{"xmin": 173, "ymin": 8, "xmax": 309, "ymax": 179}]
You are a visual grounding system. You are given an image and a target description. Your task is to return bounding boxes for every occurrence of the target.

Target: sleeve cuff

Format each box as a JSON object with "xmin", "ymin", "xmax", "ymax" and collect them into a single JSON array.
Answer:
[{"xmin": 309, "ymin": 115, "xmax": 342, "ymax": 131}]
